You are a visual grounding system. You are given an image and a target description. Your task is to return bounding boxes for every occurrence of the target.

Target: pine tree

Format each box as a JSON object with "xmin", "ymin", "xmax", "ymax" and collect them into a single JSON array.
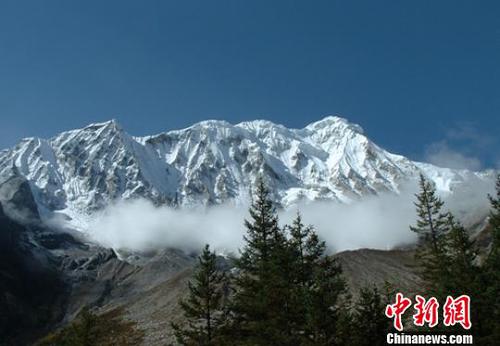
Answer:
[
  {"xmin": 289, "ymin": 213, "xmax": 324, "ymax": 290},
  {"xmin": 171, "ymin": 244, "xmax": 227, "ymax": 346},
  {"xmin": 287, "ymin": 213, "xmax": 322, "ymax": 342},
  {"xmin": 444, "ymin": 213, "xmax": 477, "ymax": 295},
  {"xmin": 486, "ymin": 174, "xmax": 500, "ymax": 268},
  {"xmin": 410, "ymin": 174, "xmax": 451, "ymax": 297},
  {"xmin": 350, "ymin": 286, "xmax": 391, "ymax": 346},
  {"xmin": 229, "ymin": 178, "xmax": 293, "ymax": 345},
  {"xmin": 476, "ymin": 174, "xmax": 500, "ymax": 344},
  {"xmin": 230, "ymin": 190, "xmax": 353, "ymax": 345},
  {"xmin": 287, "ymin": 213, "xmax": 350, "ymax": 344},
  {"xmin": 237, "ymin": 178, "xmax": 280, "ymax": 273},
  {"xmin": 307, "ymin": 255, "xmax": 349, "ymax": 346}
]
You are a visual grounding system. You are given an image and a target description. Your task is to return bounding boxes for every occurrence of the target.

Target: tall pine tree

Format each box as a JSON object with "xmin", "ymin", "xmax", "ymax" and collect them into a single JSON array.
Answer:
[
  {"xmin": 485, "ymin": 174, "xmax": 500, "ymax": 269},
  {"xmin": 287, "ymin": 213, "xmax": 349, "ymax": 345},
  {"xmin": 476, "ymin": 174, "xmax": 500, "ymax": 344},
  {"xmin": 350, "ymin": 286, "xmax": 391, "ymax": 346},
  {"xmin": 410, "ymin": 174, "xmax": 451, "ymax": 297},
  {"xmin": 171, "ymin": 244, "xmax": 227, "ymax": 346},
  {"xmin": 288, "ymin": 214, "xmax": 321, "ymax": 332},
  {"xmin": 306, "ymin": 254, "xmax": 349, "ymax": 346},
  {"xmin": 229, "ymin": 178, "xmax": 293, "ymax": 345},
  {"xmin": 444, "ymin": 213, "xmax": 477, "ymax": 295}
]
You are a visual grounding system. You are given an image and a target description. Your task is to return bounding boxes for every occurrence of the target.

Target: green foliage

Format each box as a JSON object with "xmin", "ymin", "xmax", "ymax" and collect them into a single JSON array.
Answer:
[
  {"xmin": 229, "ymin": 178, "xmax": 295, "ymax": 345},
  {"xmin": 37, "ymin": 307, "xmax": 144, "ymax": 346},
  {"xmin": 286, "ymin": 213, "xmax": 350, "ymax": 346},
  {"xmin": 444, "ymin": 213, "xmax": 477, "ymax": 295},
  {"xmin": 350, "ymin": 286, "xmax": 391, "ymax": 346},
  {"xmin": 410, "ymin": 174, "xmax": 451, "ymax": 297},
  {"xmin": 410, "ymin": 174, "xmax": 450, "ymax": 250},
  {"xmin": 486, "ymin": 174, "xmax": 500, "ymax": 268},
  {"xmin": 171, "ymin": 244, "xmax": 228, "ymax": 346},
  {"xmin": 475, "ymin": 174, "xmax": 500, "ymax": 344},
  {"xmin": 225, "ymin": 180, "xmax": 350, "ymax": 345},
  {"xmin": 410, "ymin": 174, "xmax": 500, "ymax": 343},
  {"xmin": 171, "ymin": 176, "xmax": 500, "ymax": 345},
  {"xmin": 305, "ymin": 256, "xmax": 349, "ymax": 346}
]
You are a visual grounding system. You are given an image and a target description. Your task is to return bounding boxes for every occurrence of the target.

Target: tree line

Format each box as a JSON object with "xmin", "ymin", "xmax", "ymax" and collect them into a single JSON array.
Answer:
[
  {"xmin": 173, "ymin": 175, "xmax": 500, "ymax": 345},
  {"xmin": 410, "ymin": 174, "xmax": 500, "ymax": 344}
]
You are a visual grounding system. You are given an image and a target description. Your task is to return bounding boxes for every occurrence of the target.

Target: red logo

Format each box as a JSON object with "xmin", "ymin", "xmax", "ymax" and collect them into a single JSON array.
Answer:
[
  {"xmin": 413, "ymin": 295, "xmax": 439, "ymax": 328},
  {"xmin": 443, "ymin": 295, "xmax": 471, "ymax": 330},
  {"xmin": 385, "ymin": 294, "xmax": 471, "ymax": 331},
  {"xmin": 385, "ymin": 293, "xmax": 412, "ymax": 331}
]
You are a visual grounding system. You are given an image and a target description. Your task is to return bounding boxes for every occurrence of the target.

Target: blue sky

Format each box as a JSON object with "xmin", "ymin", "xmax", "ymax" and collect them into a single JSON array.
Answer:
[{"xmin": 0, "ymin": 1, "xmax": 499, "ymax": 169}]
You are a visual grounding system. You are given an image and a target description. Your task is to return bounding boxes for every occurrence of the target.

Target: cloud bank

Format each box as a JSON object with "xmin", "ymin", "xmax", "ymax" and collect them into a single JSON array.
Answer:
[{"xmin": 84, "ymin": 176, "xmax": 495, "ymax": 255}]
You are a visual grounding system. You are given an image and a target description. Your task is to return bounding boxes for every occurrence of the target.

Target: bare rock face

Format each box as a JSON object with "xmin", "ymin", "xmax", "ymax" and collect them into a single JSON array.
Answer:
[
  {"xmin": 94, "ymin": 249, "xmax": 422, "ymax": 346},
  {"xmin": 335, "ymin": 248, "xmax": 422, "ymax": 296},
  {"xmin": 0, "ymin": 197, "xmax": 64, "ymax": 344},
  {"xmin": 0, "ymin": 172, "xmax": 197, "ymax": 344},
  {"xmin": 0, "ymin": 169, "xmax": 40, "ymax": 223}
]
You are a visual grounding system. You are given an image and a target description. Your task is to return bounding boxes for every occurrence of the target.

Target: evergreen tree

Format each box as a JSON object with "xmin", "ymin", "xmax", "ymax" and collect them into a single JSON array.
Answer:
[
  {"xmin": 287, "ymin": 214, "xmax": 320, "ymax": 328},
  {"xmin": 410, "ymin": 174, "xmax": 451, "ymax": 297},
  {"xmin": 287, "ymin": 213, "xmax": 349, "ymax": 345},
  {"xmin": 287, "ymin": 214, "xmax": 322, "ymax": 342},
  {"xmin": 486, "ymin": 174, "xmax": 500, "ymax": 268},
  {"xmin": 476, "ymin": 174, "xmax": 500, "ymax": 344},
  {"xmin": 307, "ymin": 255, "xmax": 349, "ymax": 346},
  {"xmin": 229, "ymin": 178, "xmax": 293, "ymax": 345},
  {"xmin": 444, "ymin": 213, "xmax": 477, "ymax": 295},
  {"xmin": 350, "ymin": 286, "xmax": 391, "ymax": 346},
  {"xmin": 288, "ymin": 213, "xmax": 324, "ymax": 291},
  {"xmin": 171, "ymin": 244, "xmax": 227, "ymax": 346},
  {"xmin": 227, "ymin": 181, "xmax": 351, "ymax": 345},
  {"xmin": 439, "ymin": 213, "xmax": 482, "ymax": 335}
]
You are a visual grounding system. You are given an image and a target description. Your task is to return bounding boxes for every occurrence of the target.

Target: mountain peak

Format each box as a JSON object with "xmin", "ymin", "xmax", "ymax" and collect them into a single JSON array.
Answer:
[
  {"xmin": 305, "ymin": 115, "xmax": 364, "ymax": 134},
  {"xmin": 83, "ymin": 119, "xmax": 123, "ymax": 132},
  {"xmin": 236, "ymin": 120, "xmax": 290, "ymax": 138},
  {"xmin": 190, "ymin": 119, "xmax": 232, "ymax": 128}
]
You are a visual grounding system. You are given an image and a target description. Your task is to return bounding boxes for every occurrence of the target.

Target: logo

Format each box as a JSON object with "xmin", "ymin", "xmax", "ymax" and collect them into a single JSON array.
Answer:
[{"xmin": 385, "ymin": 293, "xmax": 471, "ymax": 331}]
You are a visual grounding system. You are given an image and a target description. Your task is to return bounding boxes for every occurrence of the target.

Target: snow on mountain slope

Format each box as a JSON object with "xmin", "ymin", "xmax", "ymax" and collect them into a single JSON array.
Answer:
[{"xmin": 0, "ymin": 116, "xmax": 491, "ymax": 219}]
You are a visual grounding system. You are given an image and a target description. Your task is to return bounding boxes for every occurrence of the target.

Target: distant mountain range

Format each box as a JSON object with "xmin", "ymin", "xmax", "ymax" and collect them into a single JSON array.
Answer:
[{"xmin": 0, "ymin": 116, "xmax": 493, "ymax": 222}]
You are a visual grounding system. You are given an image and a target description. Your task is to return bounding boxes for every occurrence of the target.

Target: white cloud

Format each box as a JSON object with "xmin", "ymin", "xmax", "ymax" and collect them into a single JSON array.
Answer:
[{"xmin": 83, "ymin": 176, "xmax": 494, "ymax": 255}]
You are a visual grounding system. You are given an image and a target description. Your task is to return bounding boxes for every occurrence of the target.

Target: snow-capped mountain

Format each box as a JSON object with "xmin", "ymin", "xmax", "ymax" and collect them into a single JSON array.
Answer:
[{"xmin": 0, "ymin": 116, "xmax": 490, "ymax": 219}]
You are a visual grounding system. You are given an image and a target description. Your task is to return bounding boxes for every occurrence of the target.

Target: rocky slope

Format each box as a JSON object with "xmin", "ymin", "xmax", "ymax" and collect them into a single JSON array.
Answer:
[
  {"xmin": 0, "ymin": 174, "xmax": 65, "ymax": 344},
  {"xmin": 0, "ymin": 173, "xmax": 196, "ymax": 344}
]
